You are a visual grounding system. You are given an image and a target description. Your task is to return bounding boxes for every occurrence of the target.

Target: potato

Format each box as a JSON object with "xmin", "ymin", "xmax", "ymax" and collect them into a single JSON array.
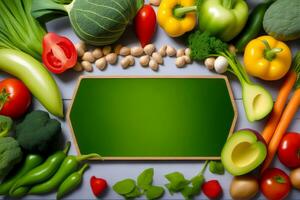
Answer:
[
  {"xmin": 290, "ymin": 168, "xmax": 300, "ymax": 190},
  {"xmin": 230, "ymin": 175, "xmax": 259, "ymax": 200}
]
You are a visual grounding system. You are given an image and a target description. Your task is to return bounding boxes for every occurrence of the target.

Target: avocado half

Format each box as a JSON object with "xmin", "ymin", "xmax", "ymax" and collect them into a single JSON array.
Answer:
[{"xmin": 221, "ymin": 130, "xmax": 267, "ymax": 176}]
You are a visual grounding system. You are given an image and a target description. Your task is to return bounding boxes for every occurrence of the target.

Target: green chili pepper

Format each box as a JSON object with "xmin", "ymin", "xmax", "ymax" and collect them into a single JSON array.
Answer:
[
  {"xmin": 56, "ymin": 164, "xmax": 89, "ymax": 200},
  {"xmin": 0, "ymin": 115, "xmax": 12, "ymax": 137},
  {"xmin": 29, "ymin": 153, "xmax": 100, "ymax": 195},
  {"xmin": 0, "ymin": 154, "xmax": 43, "ymax": 195},
  {"xmin": 10, "ymin": 142, "xmax": 70, "ymax": 194},
  {"xmin": 8, "ymin": 187, "xmax": 30, "ymax": 198}
]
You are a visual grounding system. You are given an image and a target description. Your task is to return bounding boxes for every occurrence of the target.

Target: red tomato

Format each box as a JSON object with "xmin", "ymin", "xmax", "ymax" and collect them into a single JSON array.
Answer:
[
  {"xmin": 134, "ymin": 5, "xmax": 157, "ymax": 47},
  {"xmin": 260, "ymin": 168, "xmax": 291, "ymax": 200},
  {"xmin": 0, "ymin": 79, "xmax": 31, "ymax": 118},
  {"xmin": 202, "ymin": 180, "xmax": 222, "ymax": 199},
  {"xmin": 90, "ymin": 176, "xmax": 108, "ymax": 197},
  {"xmin": 278, "ymin": 132, "xmax": 300, "ymax": 168},
  {"xmin": 42, "ymin": 32, "xmax": 77, "ymax": 74}
]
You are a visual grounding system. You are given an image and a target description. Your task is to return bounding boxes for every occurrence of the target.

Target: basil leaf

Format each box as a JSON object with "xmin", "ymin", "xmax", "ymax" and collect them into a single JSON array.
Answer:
[
  {"xmin": 190, "ymin": 175, "xmax": 204, "ymax": 195},
  {"xmin": 181, "ymin": 186, "xmax": 193, "ymax": 200},
  {"xmin": 165, "ymin": 172, "xmax": 190, "ymax": 191},
  {"xmin": 209, "ymin": 161, "xmax": 225, "ymax": 175},
  {"xmin": 137, "ymin": 168, "xmax": 154, "ymax": 190},
  {"xmin": 165, "ymin": 183, "xmax": 175, "ymax": 195},
  {"xmin": 125, "ymin": 187, "xmax": 142, "ymax": 198},
  {"xmin": 146, "ymin": 186, "xmax": 164, "ymax": 200},
  {"xmin": 113, "ymin": 179, "xmax": 136, "ymax": 195}
]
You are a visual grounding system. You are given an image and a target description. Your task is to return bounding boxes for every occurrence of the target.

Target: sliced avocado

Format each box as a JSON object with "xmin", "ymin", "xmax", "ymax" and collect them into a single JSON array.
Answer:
[
  {"xmin": 242, "ymin": 83, "xmax": 273, "ymax": 122},
  {"xmin": 221, "ymin": 130, "xmax": 267, "ymax": 176}
]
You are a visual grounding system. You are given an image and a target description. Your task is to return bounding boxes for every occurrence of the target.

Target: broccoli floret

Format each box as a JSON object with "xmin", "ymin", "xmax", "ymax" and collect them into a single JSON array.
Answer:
[
  {"xmin": 0, "ymin": 137, "xmax": 22, "ymax": 178},
  {"xmin": 16, "ymin": 110, "xmax": 61, "ymax": 154}
]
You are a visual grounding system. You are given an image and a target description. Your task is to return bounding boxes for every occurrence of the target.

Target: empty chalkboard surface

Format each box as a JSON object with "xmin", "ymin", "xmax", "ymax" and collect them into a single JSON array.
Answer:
[{"xmin": 68, "ymin": 76, "xmax": 237, "ymax": 160}]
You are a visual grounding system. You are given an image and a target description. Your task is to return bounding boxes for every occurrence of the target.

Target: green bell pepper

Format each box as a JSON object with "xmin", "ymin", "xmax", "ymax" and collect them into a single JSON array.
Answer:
[
  {"xmin": 0, "ymin": 115, "xmax": 12, "ymax": 137},
  {"xmin": 198, "ymin": 0, "xmax": 248, "ymax": 41}
]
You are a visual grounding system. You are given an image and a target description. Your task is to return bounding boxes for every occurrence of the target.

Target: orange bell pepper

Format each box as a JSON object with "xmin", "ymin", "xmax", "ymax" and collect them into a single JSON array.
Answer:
[{"xmin": 244, "ymin": 35, "xmax": 292, "ymax": 81}]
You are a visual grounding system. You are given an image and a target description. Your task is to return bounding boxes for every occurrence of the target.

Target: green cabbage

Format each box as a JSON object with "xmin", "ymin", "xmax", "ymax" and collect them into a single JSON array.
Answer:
[
  {"xmin": 32, "ymin": 0, "xmax": 142, "ymax": 45},
  {"xmin": 263, "ymin": 0, "xmax": 300, "ymax": 41}
]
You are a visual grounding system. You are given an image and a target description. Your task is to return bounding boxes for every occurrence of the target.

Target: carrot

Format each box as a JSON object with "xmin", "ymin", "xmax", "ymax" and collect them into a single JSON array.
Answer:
[
  {"xmin": 260, "ymin": 89, "xmax": 300, "ymax": 173},
  {"xmin": 261, "ymin": 71, "xmax": 297, "ymax": 144}
]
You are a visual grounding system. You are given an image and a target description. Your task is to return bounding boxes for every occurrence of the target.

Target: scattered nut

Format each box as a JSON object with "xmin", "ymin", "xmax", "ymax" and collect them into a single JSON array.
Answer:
[
  {"xmin": 149, "ymin": 59, "xmax": 159, "ymax": 71},
  {"xmin": 73, "ymin": 62, "xmax": 83, "ymax": 72},
  {"xmin": 95, "ymin": 58, "xmax": 107, "ymax": 71},
  {"xmin": 114, "ymin": 44, "xmax": 123, "ymax": 55},
  {"xmin": 82, "ymin": 51, "xmax": 95, "ymax": 63},
  {"xmin": 140, "ymin": 55, "xmax": 150, "ymax": 67},
  {"xmin": 92, "ymin": 48, "xmax": 103, "ymax": 59},
  {"xmin": 185, "ymin": 48, "xmax": 191, "ymax": 57},
  {"xmin": 75, "ymin": 43, "xmax": 85, "ymax": 57},
  {"xmin": 176, "ymin": 57, "xmax": 186, "ymax": 68},
  {"xmin": 126, "ymin": 55, "xmax": 135, "ymax": 66},
  {"xmin": 152, "ymin": 52, "xmax": 163, "ymax": 64},
  {"xmin": 81, "ymin": 61, "xmax": 93, "ymax": 72},
  {"xmin": 105, "ymin": 53, "xmax": 118, "ymax": 65},
  {"xmin": 204, "ymin": 57, "xmax": 215, "ymax": 70},
  {"xmin": 144, "ymin": 44, "xmax": 156, "ymax": 55},
  {"xmin": 121, "ymin": 58, "xmax": 130, "ymax": 69},
  {"xmin": 166, "ymin": 45, "xmax": 176, "ymax": 57},
  {"xmin": 102, "ymin": 46, "xmax": 111, "ymax": 56},
  {"xmin": 131, "ymin": 46, "xmax": 144, "ymax": 57},
  {"xmin": 150, "ymin": 0, "xmax": 160, "ymax": 6},
  {"xmin": 176, "ymin": 49, "xmax": 185, "ymax": 57},
  {"xmin": 183, "ymin": 55, "xmax": 191, "ymax": 64},
  {"xmin": 119, "ymin": 47, "xmax": 131, "ymax": 56},
  {"xmin": 228, "ymin": 44, "xmax": 237, "ymax": 54},
  {"xmin": 158, "ymin": 45, "xmax": 167, "ymax": 57}
]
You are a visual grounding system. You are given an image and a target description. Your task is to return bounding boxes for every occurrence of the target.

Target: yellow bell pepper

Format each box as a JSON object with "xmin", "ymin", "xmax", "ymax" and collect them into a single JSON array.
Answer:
[
  {"xmin": 244, "ymin": 35, "xmax": 292, "ymax": 81},
  {"xmin": 157, "ymin": 0, "xmax": 197, "ymax": 37}
]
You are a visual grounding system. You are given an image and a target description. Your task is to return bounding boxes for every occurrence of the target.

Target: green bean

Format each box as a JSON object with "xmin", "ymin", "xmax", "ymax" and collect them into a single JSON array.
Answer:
[{"xmin": 56, "ymin": 164, "xmax": 89, "ymax": 200}]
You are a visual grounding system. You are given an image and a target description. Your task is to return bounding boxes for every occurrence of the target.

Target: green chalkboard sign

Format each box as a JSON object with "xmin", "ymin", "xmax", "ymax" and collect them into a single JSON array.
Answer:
[{"xmin": 68, "ymin": 76, "xmax": 237, "ymax": 160}]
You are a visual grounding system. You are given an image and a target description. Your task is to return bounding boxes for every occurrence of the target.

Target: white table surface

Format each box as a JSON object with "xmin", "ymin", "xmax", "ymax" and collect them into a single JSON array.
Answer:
[{"xmin": 2, "ymin": 0, "xmax": 300, "ymax": 199}]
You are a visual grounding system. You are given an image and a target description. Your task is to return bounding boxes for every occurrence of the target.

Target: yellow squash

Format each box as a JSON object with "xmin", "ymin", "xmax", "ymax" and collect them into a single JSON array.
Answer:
[
  {"xmin": 244, "ymin": 35, "xmax": 292, "ymax": 81},
  {"xmin": 157, "ymin": 0, "xmax": 197, "ymax": 37}
]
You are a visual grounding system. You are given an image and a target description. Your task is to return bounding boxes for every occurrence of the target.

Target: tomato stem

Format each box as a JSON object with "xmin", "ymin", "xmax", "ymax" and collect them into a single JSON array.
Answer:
[
  {"xmin": 274, "ymin": 175, "xmax": 286, "ymax": 184},
  {"xmin": 0, "ymin": 88, "xmax": 10, "ymax": 111}
]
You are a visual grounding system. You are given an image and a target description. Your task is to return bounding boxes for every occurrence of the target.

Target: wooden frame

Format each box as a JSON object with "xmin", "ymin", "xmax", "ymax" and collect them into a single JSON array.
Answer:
[{"xmin": 67, "ymin": 75, "xmax": 238, "ymax": 160}]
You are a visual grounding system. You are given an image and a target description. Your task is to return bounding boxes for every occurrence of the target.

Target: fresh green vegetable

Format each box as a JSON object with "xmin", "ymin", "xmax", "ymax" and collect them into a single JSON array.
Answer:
[
  {"xmin": 188, "ymin": 31, "xmax": 273, "ymax": 122},
  {"xmin": 0, "ymin": 49, "xmax": 63, "ymax": 117},
  {"xmin": 16, "ymin": 110, "xmax": 61, "ymax": 154},
  {"xmin": 209, "ymin": 161, "xmax": 224, "ymax": 175},
  {"xmin": 0, "ymin": 154, "xmax": 43, "ymax": 195},
  {"xmin": 0, "ymin": 115, "xmax": 12, "ymax": 137},
  {"xmin": 113, "ymin": 168, "xmax": 164, "ymax": 199},
  {"xmin": 29, "ymin": 153, "xmax": 100, "ymax": 194},
  {"xmin": 0, "ymin": 143, "xmax": 21, "ymax": 178},
  {"xmin": 32, "ymin": 0, "xmax": 142, "ymax": 46},
  {"xmin": 234, "ymin": 1, "xmax": 273, "ymax": 52},
  {"xmin": 56, "ymin": 164, "xmax": 89, "ymax": 200},
  {"xmin": 263, "ymin": 0, "xmax": 300, "ymax": 41},
  {"xmin": 0, "ymin": 0, "xmax": 45, "ymax": 60},
  {"xmin": 165, "ymin": 161, "xmax": 208, "ymax": 199},
  {"xmin": 10, "ymin": 142, "xmax": 70, "ymax": 194},
  {"xmin": 0, "ymin": 137, "xmax": 22, "ymax": 179}
]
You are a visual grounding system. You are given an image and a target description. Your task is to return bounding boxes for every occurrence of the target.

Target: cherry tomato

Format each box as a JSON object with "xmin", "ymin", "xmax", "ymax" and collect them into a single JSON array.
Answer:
[
  {"xmin": 0, "ymin": 78, "xmax": 31, "ymax": 118},
  {"xmin": 42, "ymin": 32, "xmax": 77, "ymax": 74},
  {"xmin": 202, "ymin": 180, "xmax": 222, "ymax": 199},
  {"xmin": 90, "ymin": 176, "xmax": 108, "ymax": 197},
  {"xmin": 278, "ymin": 132, "xmax": 300, "ymax": 168},
  {"xmin": 260, "ymin": 168, "xmax": 291, "ymax": 200},
  {"xmin": 134, "ymin": 5, "xmax": 157, "ymax": 47}
]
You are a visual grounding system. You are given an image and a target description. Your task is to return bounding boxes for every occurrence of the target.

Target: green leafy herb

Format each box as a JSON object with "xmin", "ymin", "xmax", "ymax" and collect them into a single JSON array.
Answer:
[
  {"xmin": 125, "ymin": 187, "xmax": 142, "ymax": 199},
  {"xmin": 165, "ymin": 161, "xmax": 208, "ymax": 199},
  {"xmin": 113, "ymin": 179, "xmax": 136, "ymax": 195},
  {"xmin": 137, "ymin": 168, "xmax": 154, "ymax": 190},
  {"xmin": 209, "ymin": 161, "xmax": 225, "ymax": 175},
  {"xmin": 146, "ymin": 186, "xmax": 164, "ymax": 200}
]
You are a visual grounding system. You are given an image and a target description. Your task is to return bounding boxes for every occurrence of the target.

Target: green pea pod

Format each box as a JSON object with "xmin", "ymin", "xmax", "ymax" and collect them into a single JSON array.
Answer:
[
  {"xmin": 56, "ymin": 164, "xmax": 89, "ymax": 200},
  {"xmin": 0, "ymin": 154, "xmax": 43, "ymax": 195},
  {"xmin": 234, "ymin": 1, "xmax": 273, "ymax": 52},
  {"xmin": 10, "ymin": 142, "xmax": 70, "ymax": 194},
  {"xmin": 29, "ymin": 153, "xmax": 100, "ymax": 195},
  {"xmin": 0, "ymin": 115, "xmax": 12, "ymax": 137}
]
